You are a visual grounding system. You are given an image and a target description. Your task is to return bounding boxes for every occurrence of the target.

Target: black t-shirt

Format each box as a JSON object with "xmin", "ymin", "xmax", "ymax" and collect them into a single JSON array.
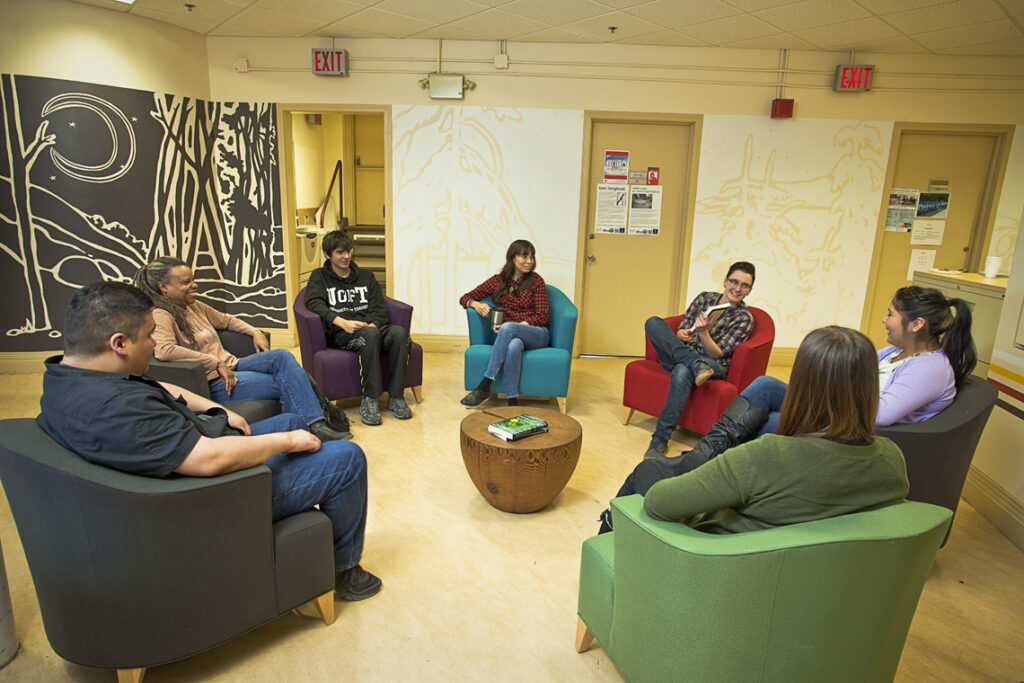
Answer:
[{"xmin": 37, "ymin": 357, "xmax": 203, "ymax": 477}]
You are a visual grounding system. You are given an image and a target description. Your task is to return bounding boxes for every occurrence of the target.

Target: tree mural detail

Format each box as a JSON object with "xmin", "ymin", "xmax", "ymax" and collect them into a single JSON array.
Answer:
[{"xmin": 0, "ymin": 74, "xmax": 285, "ymax": 352}]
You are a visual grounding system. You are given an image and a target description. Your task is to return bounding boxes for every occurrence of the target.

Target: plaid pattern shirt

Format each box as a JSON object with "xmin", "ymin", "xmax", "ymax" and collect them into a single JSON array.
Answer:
[
  {"xmin": 676, "ymin": 291, "xmax": 753, "ymax": 370},
  {"xmin": 460, "ymin": 273, "xmax": 549, "ymax": 328}
]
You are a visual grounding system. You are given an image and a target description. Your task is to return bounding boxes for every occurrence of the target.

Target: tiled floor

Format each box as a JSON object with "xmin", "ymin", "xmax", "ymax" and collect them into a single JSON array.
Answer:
[{"xmin": 0, "ymin": 352, "xmax": 1021, "ymax": 682}]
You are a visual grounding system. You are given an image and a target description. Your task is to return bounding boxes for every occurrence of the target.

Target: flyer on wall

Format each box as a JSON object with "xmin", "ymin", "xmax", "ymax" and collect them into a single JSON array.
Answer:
[
  {"xmin": 594, "ymin": 183, "xmax": 627, "ymax": 234},
  {"xmin": 627, "ymin": 185, "xmax": 662, "ymax": 235},
  {"xmin": 603, "ymin": 150, "xmax": 629, "ymax": 182},
  {"xmin": 885, "ymin": 187, "xmax": 919, "ymax": 232}
]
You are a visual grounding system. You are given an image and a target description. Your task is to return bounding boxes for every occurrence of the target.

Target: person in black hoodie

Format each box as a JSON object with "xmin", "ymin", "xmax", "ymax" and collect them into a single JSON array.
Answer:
[{"xmin": 305, "ymin": 229, "xmax": 411, "ymax": 426}]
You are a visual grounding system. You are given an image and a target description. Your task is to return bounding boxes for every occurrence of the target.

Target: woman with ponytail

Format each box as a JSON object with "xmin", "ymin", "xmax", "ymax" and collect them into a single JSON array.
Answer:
[{"xmin": 134, "ymin": 257, "xmax": 351, "ymax": 442}]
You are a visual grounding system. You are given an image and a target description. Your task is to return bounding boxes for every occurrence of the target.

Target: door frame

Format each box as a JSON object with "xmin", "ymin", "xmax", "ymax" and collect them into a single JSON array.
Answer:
[
  {"xmin": 859, "ymin": 122, "xmax": 1015, "ymax": 334},
  {"xmin": 573, "ymin": 111, "xmax": 703, "ymax": 353},
  {"xmin": 277, "ymin": 105, "xmax": 393, "ymax": 332}
]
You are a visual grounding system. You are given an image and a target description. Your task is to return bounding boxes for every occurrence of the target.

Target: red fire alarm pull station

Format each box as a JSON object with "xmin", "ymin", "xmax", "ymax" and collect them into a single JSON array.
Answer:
[
  {"xmin": 771, "ymin": 98, "xmax": 794, "ymax": 119},
  {"xmin": 833, "ymin": 64, "xmax": 874, "ymax": 92},
  {"xmin": 312, "ymin": 49, "xmax": 348, "ymax": 76}
]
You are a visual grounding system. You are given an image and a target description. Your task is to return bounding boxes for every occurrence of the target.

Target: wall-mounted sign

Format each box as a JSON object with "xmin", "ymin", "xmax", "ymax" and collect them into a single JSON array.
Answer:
[
  {"xmin": 833, "ymin": 64, "xmax": 874, "ymax": 92},
  {"xmin": 312, "ymin": 49, "xmax": 348, "ymax": 76}
]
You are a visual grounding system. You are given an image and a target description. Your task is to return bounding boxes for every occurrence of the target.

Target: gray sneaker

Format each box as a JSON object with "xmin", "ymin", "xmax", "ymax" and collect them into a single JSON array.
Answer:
[
  {"xmin": 360, "ymin": 396, "xmax": 382, "ymax": 426},
  {"xmin": 388, "ymin": 396, "xmax": 412, "ymax": 419}
]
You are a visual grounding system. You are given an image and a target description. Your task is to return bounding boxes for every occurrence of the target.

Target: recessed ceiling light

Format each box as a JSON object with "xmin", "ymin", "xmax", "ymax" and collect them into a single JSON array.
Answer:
[{"xmin": 110, "ymin": 0, "xmax": 136, "ymax": 5}]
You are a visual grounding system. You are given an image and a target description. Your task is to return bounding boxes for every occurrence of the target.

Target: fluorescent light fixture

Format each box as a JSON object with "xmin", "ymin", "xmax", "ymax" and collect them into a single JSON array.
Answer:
[{"xmin": 110, "ymin": 0, "xmax": 136, "ymax": 4}]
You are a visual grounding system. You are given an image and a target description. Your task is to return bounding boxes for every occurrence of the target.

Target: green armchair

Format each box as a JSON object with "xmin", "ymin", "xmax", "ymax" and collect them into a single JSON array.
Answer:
[{"xmin": 577, "ymin": 495, "xmax": 950, "ymax": 683}]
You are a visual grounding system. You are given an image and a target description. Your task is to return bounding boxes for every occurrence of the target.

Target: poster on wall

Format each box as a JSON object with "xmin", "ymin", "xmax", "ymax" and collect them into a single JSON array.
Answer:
[
  {"xmin": 603, "ymin": 150, "xmax": 629, "ymax": 182},
  {"xmin": 907, "ymin": 249, "xmax": 936, "ymax": 279},
  {"xmin": 0, "ymin": 73, "xmax": 286, "ymax": 352},
  {"xmin": 594, "ymin": 183, "xmax": 627, "ymax": 234},
  {"xmin": 910, "ymin": 219, "xmax": 945, "ymax": 246},
  {"xmin": 627, "ymin": 185, "xmax": 662, "ymax": 235},
  {"xmin": 885, "ymin": 188, "xmax": 919, "ymax": 232},
  {"xmin": 917, "ymin": 191, "xmax": 950, "ymax": 218}
]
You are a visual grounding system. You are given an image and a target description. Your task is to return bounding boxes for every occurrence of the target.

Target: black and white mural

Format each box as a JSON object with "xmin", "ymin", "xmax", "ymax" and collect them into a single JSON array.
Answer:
[{"xmin": 0, "ymin": 74, "xmax": 285, "ymax": 353}]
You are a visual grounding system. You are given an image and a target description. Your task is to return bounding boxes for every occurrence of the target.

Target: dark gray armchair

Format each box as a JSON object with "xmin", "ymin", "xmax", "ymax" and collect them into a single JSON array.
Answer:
[
  {"xmin": 0, "ymin": 418, "xmax": 335, "ymax": 682},
  {"xmin": 878, "ymin": 375, "xmax": 998, "ymax": 546},
  {"xmin": 145, "ymin": 328, "xmax": 280, "ymax": 424}
]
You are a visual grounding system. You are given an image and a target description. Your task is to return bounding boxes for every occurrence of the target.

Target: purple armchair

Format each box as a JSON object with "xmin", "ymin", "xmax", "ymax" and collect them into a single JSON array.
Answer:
[{"xmin": 294, "ymin": 288, "xmax": 423, "ymax": 403}]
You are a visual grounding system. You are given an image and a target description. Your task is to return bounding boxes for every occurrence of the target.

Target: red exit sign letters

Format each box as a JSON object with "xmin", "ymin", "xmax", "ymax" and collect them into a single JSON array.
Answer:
[
  {"xmin": 833, "ymin": 64, "xmax": 875, "ymax": 92},
  {"xmin": 312, "ymin": 49, "xmax": 348, "ymax": 76}
]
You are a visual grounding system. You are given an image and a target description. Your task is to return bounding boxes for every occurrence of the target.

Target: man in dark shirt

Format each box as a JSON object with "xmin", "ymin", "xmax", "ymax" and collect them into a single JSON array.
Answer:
[
  {"xmin": 304, "ymin": 229, "xmax": 411, "ymax": 427},
  {"xmin": 37, "ymin": 281, "xmax": 381, "ymax": 601}
]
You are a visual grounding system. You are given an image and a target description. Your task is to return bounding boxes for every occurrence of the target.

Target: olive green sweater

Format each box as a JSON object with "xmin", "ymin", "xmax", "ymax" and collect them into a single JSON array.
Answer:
[{"xmin": 643, "ymin": 434, "xmax": 909, "ymax": 533}]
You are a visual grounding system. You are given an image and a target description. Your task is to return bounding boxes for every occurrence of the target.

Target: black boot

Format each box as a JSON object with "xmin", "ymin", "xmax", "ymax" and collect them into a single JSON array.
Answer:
[
  {"xmin": 461, "ymin": 377, "xmax": 492, "ymax": 407},
  {"xmin": 656, "ymin": 396, "xmax": 768, "ymax": 472}
]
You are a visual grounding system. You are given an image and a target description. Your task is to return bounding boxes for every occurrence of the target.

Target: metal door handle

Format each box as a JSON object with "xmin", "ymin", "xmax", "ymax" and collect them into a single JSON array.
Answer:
[{"xmin": 587, "ymin": 254, "xmax": 595, "ymax": 262}]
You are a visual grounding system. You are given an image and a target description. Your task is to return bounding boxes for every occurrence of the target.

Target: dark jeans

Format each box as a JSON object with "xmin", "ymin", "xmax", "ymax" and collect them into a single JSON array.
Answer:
[
  {"xmin": 645, "ymin": 316, "xmax": 726, "ymax": 445},
  {"xmin": 741, "ymin": 375, "xmax": 787, "ymax": 436},
  {"xmin": 329, "ymin": 324, "xmax": 410, "ymax": 399},
  {"xmin": 251, "ymin": 413, "xmax": 367, "ymax": 570}
]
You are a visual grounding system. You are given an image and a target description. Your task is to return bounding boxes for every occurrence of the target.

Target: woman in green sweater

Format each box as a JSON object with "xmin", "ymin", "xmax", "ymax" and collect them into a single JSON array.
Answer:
[{"xmin": 603, "ymin": 326, "xmax": 909, "ymax": 534}]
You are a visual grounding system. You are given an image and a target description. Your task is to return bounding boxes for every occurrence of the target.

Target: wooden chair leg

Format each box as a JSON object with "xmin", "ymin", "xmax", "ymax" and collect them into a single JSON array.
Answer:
[
  {"xmin": 575, "ymin": 617, "xmax": 596, "ymax": 653},
  {"xmin": 313, "ymin": 590, "xmax": 336, "ymax": 626},
  {"xmin": 117, "ymin": 667, "xmax": 146, "ymax": 683},
  {"xmin": 411, "ymin": 385, "xmax": 423, "ymax": 403},
  {"xmin": 622, "ymin": 406, "xmax": 634, "ymax": 425},
  {"xmin": 557, "ymin": 397, "xmax": 567, "ymax": 414}
]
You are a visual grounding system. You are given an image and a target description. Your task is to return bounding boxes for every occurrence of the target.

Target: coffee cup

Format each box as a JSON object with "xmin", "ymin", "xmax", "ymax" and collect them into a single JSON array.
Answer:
[
  {"xmin": 489, "ymin": 307, "xmax": 504, "ymax": 332},
  {"xmin": 984, "ymin": 256, "xmax": 1001, "ymax": 279}
]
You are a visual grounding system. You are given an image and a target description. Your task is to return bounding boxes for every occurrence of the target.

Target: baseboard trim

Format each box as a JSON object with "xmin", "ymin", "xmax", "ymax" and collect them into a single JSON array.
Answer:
[
  {"xmin": 416, "ymin": 334, "xmax": 467, "ymax": 354},
  {"xmin": 962, "ymin": 465, "xmax": 1024, "ymax": 552}
]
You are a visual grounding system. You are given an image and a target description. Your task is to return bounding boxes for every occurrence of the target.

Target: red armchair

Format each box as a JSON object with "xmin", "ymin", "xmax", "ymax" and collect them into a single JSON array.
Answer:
[
  {"xmin": 293, "ymin": 287, "xmax": 423, "ymax": 403},
  {"xmin": 622, "ymin": 306, "xmax": 775, "ymax": 435}
]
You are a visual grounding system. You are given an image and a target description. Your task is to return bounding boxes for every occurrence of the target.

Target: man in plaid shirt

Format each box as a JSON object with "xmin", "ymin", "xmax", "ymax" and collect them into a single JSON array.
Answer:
[{"xmin": 642, "ymin": 261, "xmax": 756, "ymax": 460}]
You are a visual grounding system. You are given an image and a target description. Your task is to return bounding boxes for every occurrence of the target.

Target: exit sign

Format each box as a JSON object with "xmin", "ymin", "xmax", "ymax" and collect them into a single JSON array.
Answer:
[
  {"xmin": 833, "ymin": 64, "xmax": 874, "ymax": 91},
  {"xmin": 312, "ymin": 49, "xmax": 348, "ymax": 76}
]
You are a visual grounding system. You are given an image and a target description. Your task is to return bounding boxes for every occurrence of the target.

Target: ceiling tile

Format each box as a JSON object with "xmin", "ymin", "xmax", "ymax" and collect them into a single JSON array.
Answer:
[
  {"xmin": 617, "ymin": 29, "xmax": 712, "ymax": 46},
  {"xmin": 254, "ymin": 0, "xmax": 364, "ymax": 23},
  {"xmin": 719, "ymin": 0, "xmax": 801, "ymax": 10},
  {"xmin": 68, "ymin": 0, "xmax": 134, "ymax": 11},
  {"xmin": 513, "ymin": 27, "xmax": 602, "ymax": 42},
  {"xmin": 449, "ymin": 9, "xmax": 548, "ymax": 38},
  {"xmin": 131, "ymin": 7, "xmax": 220, "ymax": 32},
  {"xmin": 854, "ymin": 0, "xmax": 958, "ymax": 14},
  {"xmin": 999, "ymin": 0, "xmax": 1024, "ymax": 16},
  {"xmin": 211, "ymin": 5, "xmax": 323, "ymax": 34},
  {"xmin": 792, "ymin": 17, "xmax": 902, "ymax": 49},
  {"xmin": 374, "ymin": 0, "xmax": 487, "ymax": 25},
  {"xmin": 936, "ymin": 35, "xmax": 1024, "ymax": 54},
  {"xmin": 754, "ymin": 0, "xmax": 871, "ymax": 32},
  {"xmin": 562, "ymin": 10, "xmax": 664, "ymax": 39},
  {"xmin": 913, "ymin": 18, "xmax": 1023, "ymax": 48},
  {"xmin": 500, "ymin": 0, "xmax": 610, "ymax": 26},
  {"xmin": 591, "ymin": 0, "xmax": 656, "ymax": 8},
  {"xmin": 318, "ymin": 8, "xmax": 434, "ymax": 37},
  {"xmin": 407, "ymin": 24, "xmax": 492, "ymax": 40},
  {"xmin": 719, "ymin": 32, "xmax": 817, "ymax": 49},
  {"xmin": 623, "ymin": 0, "xmax": 742, "ymax": 27},
  {"xmin": 132, "ymin": 0, "xmax": 249, "ymax": 22},
  {"xmin": 843, "ymin": 35, "xmax": 930, "ymax": 53},
  {"xmin": 882, "ymin": 0, "xmax": 1006, "ymax": 34},
  {"xmin": 309, "ymin": 23, "xmax": 389, "ymax": 38},
  {"xmin": 681, "ymin": 13, "xmax": 781, "ymax": 43}
]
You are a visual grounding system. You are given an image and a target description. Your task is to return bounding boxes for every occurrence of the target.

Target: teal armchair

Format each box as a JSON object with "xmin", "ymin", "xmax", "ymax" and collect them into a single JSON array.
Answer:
[
  {"xmin": 577, "ymin": 495, "xmax": 950, "ymax": 683},
  {"xmin": 464, "ymin": 284, "xmax": 578, "ymax": 413}
]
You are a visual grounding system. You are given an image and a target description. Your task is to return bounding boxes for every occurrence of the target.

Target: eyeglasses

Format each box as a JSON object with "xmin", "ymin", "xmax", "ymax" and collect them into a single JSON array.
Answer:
[{"xmin": 727, "ymin": 277, "xmax": 752, "ymax": 291}]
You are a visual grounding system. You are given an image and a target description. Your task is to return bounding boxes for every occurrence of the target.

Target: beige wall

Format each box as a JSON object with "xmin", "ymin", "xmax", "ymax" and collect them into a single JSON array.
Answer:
[{"xmin": 0, "ymin": 0, "xmax": 210, "ymax": 98}]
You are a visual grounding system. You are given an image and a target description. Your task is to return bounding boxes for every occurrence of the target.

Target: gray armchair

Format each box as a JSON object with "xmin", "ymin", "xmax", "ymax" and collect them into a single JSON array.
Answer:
[
  {"xmin": 145, "ymin": 328, "xmax": 280, "ymax": 424},
  {"xmin": 878, "ymin": 375, "xmax": 998, "ymax": 546},
  {"xmin": 0, "ymin": 418, "xmax": 335, "ymax": 682}
]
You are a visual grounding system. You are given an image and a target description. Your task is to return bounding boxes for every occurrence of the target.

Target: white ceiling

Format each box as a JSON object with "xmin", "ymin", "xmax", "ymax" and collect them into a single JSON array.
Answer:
[{"xmin": 66, "ymin": 0, "xmax": 1024, "ymax": 56}]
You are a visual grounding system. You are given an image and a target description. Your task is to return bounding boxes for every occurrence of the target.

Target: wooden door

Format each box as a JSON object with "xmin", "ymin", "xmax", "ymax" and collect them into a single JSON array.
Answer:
[
  {"xmin": 865, "ymin": 129, "xmax": 1005, "ymax": 347},
  {"xmin": 579, "ymin": 120, "xmax": 692, "ymax": 355},
  {"xmin": 354, "ymin": 114, "xmax": 385, "ymax": 226}
]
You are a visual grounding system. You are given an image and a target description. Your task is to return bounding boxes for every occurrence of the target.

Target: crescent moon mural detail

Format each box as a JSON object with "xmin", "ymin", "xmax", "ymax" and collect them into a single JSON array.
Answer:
[{"xmin": 41, "ymin": 92, "xmax": 136, "ymax": 183}]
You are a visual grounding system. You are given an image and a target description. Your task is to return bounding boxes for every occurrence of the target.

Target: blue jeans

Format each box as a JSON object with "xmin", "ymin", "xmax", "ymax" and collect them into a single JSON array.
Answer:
[
  {"xmin": 645, "ymin": 316, "xmax": 726, "ymax": 445},
  {"xmin": 741, "ymin": 375, "xmax": 787, "ymax": 436},
  {"xmin": 209, "ymin": 349, "xmax": 323, "ymax": 427},
  {"xmin": 251, "ymin": 413, "xmax": 367, "ymax": 571},
  {"xmin": 484, "ymin": 323, "xmax": 550, "ymax": 399}
]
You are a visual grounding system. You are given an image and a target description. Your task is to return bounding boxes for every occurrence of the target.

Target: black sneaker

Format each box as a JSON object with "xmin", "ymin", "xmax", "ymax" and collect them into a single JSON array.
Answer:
[
  {"xmin": 335, "ymin": 565, "xmax": 382, "ymax": 601},
  {"xmin": 460, "ymin": 388, "xmax": 489, "ymax": 407},
  {"xmin": 360, "ymin": 396, "xmax": 382, "ymax": 426},
  {"xmin": 388, "ymin": 396, "xmax": 412, "ymax": 419},
  {"xmin": 310, "ymin": 419, "xmax": 353, "ymax": 442}
]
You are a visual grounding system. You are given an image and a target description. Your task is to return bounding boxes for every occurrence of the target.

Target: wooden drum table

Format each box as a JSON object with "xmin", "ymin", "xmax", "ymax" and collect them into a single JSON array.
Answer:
[{"xmin": 460, "ymin": 407, "xmax": 583, "ymax": 513}]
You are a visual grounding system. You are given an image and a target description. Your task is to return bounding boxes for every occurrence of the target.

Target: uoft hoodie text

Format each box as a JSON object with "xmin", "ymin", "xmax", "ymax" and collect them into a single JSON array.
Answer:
[{"xmin": 304, "ymin": 259, "xmax": 389, "ymax": 334}]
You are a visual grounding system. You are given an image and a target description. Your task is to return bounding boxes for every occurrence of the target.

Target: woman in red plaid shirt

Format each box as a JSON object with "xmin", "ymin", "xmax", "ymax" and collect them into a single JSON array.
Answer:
[{"xmin": 459, "ymin": 239, "xmax": 549, "ymax": 407}]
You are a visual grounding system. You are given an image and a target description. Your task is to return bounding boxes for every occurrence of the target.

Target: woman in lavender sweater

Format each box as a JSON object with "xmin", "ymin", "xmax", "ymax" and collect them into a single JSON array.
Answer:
[{"xmin": 744, "ymin": 285, "xmax": 976, "ymax": 435}]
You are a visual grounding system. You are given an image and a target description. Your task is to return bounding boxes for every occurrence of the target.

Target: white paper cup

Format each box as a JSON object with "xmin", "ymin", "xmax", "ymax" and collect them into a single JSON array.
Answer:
[{"xmin": 984, "ymin": 256, "xmax": 1001, "ymax": 278}]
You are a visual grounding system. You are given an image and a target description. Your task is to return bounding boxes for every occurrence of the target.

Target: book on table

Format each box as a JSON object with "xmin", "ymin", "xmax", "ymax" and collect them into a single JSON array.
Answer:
[{"xmin": 488, "ymin": 413, "xmax": 549, "ymax": 441}]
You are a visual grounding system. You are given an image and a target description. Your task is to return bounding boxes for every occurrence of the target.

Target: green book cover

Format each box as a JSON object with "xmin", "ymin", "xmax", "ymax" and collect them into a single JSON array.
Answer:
[{"xmin": 488, "ymin": 414, "xmax": 549, "ymax": 440}]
